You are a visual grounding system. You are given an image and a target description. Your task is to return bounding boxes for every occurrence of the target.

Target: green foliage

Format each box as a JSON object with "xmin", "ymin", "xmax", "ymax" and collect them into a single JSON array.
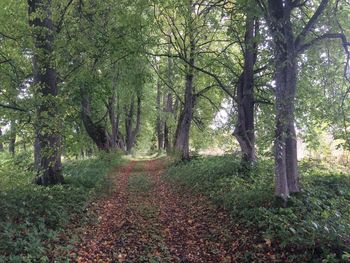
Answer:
[
  {"xmin": 166, "ymin": 155, "xmax": 350, "ymax": 262},
  {"xmin": 0, "ymin": 152, "xmax": 123, "ymax": 262}
]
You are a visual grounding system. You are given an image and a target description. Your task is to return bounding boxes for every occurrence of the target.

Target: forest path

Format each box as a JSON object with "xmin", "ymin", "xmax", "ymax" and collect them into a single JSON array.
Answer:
[{"xmin": 72, "ymin": 158, "xmax": 245, "ymax": 263}]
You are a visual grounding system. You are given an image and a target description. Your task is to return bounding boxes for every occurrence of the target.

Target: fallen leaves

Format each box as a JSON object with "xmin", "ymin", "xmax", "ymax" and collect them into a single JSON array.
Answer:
[{"xmin": 70, "ymin": 159, "xmax": 282, "ymax": 263}]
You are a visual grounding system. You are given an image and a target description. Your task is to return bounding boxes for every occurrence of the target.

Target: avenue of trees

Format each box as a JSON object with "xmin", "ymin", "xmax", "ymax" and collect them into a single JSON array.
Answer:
[{"xmin": 0, "ymin": 0, "xmax": 349, "ymax": 200}]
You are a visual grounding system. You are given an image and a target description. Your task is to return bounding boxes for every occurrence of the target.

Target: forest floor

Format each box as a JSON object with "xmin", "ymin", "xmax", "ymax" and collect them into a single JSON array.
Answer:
[{"xmin": 70, "ymin": 158, "xmax": 273, "ymax": 262}]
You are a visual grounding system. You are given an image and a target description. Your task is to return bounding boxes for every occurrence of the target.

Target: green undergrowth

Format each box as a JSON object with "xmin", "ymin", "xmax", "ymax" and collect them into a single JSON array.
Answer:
[
  {"xmin": 0, "ymin": 152, "xmax": 123, "ymax": 262},
  {"xmin": 165, "ymin": 155, "xmax": 350, "ymax": 262}
]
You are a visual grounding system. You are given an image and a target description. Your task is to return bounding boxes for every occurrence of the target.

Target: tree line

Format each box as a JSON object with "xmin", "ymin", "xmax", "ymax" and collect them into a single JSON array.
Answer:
[{"xmin": 0, "ymin": 0, "xmax": 349, "ymax": 200}]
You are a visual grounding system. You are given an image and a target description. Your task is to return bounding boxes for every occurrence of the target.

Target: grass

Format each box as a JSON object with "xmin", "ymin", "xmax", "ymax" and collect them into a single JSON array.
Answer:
[
  {"xmin": 0, "ymin": 151, "xmax": 123, "ymax": 262},
  {"xmin": 165, "ymin": 155, "xmax": 350, "ymax": 262}
]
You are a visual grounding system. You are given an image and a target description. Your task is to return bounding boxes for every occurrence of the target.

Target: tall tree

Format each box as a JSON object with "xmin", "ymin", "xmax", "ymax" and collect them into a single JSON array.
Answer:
[
  {"xmin": 173, "ymin": 0, "xmax": 196, "ymax": 160},
  {"xmin": 28, "ymin": 0, "xmax": 63, "ymax": 185},
  {"xmin": 233, "ymin": 13, "xmax": 259, "ymax": 165},
  {"xmin": 125, "ymin": 94, "xmax": 142, "ymax": 153},
  {"xmin": 163, "ymin": 49, "xmax": 175, "ymax": 153},
  {"xmin": 258, "ymin": 0, "xmax": 350, "ymax": 199},
  {"xmin": 151, "ymin": 0, "xmax": 228, "ymax": 159}
]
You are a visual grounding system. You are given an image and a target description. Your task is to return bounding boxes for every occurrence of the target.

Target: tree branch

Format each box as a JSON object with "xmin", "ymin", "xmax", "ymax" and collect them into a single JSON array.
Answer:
[
  {"xmin": 179, "ymin": 55, "xmax": 236, "ymax": 101},
  {"xmin": 195, "ymin": 84, "xmax": 217, "ymax": 97},
  {"xmin": 197, "ymin": 93, "xmax": 221, "ymax": 111},
  {"xmin": 56, "ymin": 0, "xmax": 74, "ymax": 33},
  {"xmin": 0, "ymin": 59, "xmax": 11, "ymax": 64},
  {"xmin": 0, "ymin": 31, "xmax": 18, "ymax": 41},
  {"xmin": 298, "ymin": 33, "xmax": 350, "ymax": 53},
  {"xmin": 295, "ymin": 0, "xmax": 329, "ymax": 49},
  {"xmin": 0, "ymin": 103, "xmax": 28, "ymax": 112}
]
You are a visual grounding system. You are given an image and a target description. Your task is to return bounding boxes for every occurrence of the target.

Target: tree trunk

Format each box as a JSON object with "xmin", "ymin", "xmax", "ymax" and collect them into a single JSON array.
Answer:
[
  {"xmin": 108, "ymin": 93, "xmax": 118, "ymax": 151},
  {"xmin": 81, "ymin": 90, "xmax": 112, "ymax": 151},
  {"xmin": 274, "ymin": 63, "xmax": 299, "ymax": 198},
  {"xmin": 29, "ymin": 0, "xmax": 63, "ymax": 185},
  {"xmin": 164, "ymin": 92, "xmax": 173, "ymax": 152},
  {"xmin": 233, "ymin": 14, "xmax": 257, "ymax": 165},
  {"xmin": 0, "ymin": 128, "xmax": 3, "ymax": 152},
  {"xmin": 8, "ymin": 120, "xmax": 16, "ymax": 156},
  {"xmin": 115, "ymin": 95, "xmax": 126, "ymax": 151},
  {"xmin": 108, "ymin": 68, "xmax": 124, "ymax": 152},
  {"xmin": 174, "ymin": 0, "xmax": 195, "ymax": 160},
  {"xmin": 34, "ymin": 129, "xmax": 41, "ymax": 171},
  {"xmin": 156, "ymin": 79, "xmax": 164, "ymax": 150},
  {"xmin": 164, "ymin": 45, "xmax": 174, "ymax": 153},
  {"xmin": 125, "ymin": 95, "xmax": 141, "ymax": 153},
  {"xmin": 268, "ymin": 0, "xmax": 300, "ymax": 199},
  {"xmin": 174, "ymin": 65, "xmax": 194, "ymax": 160},
  {"xmin": 125, "ymin": 98, "xmax": 134, "ymax": 153}
]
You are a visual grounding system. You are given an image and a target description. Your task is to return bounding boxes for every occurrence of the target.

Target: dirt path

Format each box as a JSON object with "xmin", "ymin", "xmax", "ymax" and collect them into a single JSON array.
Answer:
[{"xmin": 71, "ymin": 159, "xmax": 255, "ymax": 262}]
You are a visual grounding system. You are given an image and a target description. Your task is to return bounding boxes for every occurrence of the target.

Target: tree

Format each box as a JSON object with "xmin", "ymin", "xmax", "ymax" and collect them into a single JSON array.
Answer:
[
  {"xmin": 151, "ymin": 0, "xmax": 231, "ymax": 159},
  {"xmin": 125, "ymin": 94, "xmax": 142, "ymax": 153},
  {"xmin": 233, "ymin": 11, "xmax": 259, "ymax": 165},
  {"xmin": 28, "ymin": 0, "xmax": 63, "ymax": 185},
  {"xmin": 258, "ymin": 0, "xmax": 350, "ymax": 199}
]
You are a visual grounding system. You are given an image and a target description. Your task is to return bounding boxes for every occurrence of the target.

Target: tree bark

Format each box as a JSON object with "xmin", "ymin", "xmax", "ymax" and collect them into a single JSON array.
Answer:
[
  {"xmin": 115, "ymin": 103, "xmax": 126, "ymax": 151},
  {"xmin": 156, "ymin": 79, "xmax": 164, "ymax": 150},
  {"xmin": 29, "ymin": 0, "xmax": 63, "ymax": 185},
  {"xmin": 125, "ymin": 95, "xmax": 141, "ymax": 153},
  {"xmin": 174, "ymin": 64, "xmax": 194, "ymax": 160},
  {"xmin": 0, "ymin": 128, "xmax": 3, "ymax": 152},
  {"xmin": 107, "ymin": 68, "xmax": 126, "ymax": 152},
  {"xmin": 233, "ymin": 14, "xmax": 257, "ymax": 165},
  {"xmin": 81, "ymin": 89, "xmax": 112, "ymax": 151},
  {"xmin": 108, "ymin": 93, "xmax": 118, "ymax": 151},
  {"xmin": 164, "ymin": 92, "xmax": 173, "ymax": 152},
  {"xmin": 267, "ymin": 0, "xmax": 300, "ymax": 199},
  {"xmin": 164, "ymin": 45, "xmax": 174, "ymax": 153},
  {"xmin": 263, "ymin": 0, "xmax": 336, "ymax": 199},
  {"xmin": 8, "ymin": 120, "xmax": 16, "ymax": 156},
  {"xmin": 174, "ymin": 0, "xmax": 195, "ymax": 160}
]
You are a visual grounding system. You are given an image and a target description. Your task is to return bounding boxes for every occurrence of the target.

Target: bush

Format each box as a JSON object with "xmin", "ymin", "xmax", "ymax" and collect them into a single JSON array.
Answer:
[
  {"xmin": 0, "ymin": 152, "xmax": 123, "ymax": 262},
  {"xmin": 165, "ymin": 155, "xmax": 350, "ymax": 262}
]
